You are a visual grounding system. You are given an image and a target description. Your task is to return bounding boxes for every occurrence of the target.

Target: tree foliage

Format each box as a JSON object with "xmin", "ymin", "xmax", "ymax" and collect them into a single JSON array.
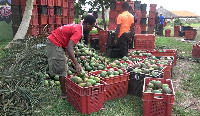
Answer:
[{"xmin": 86, "ymin": 0, "xmax": 114, "ymax": 30}]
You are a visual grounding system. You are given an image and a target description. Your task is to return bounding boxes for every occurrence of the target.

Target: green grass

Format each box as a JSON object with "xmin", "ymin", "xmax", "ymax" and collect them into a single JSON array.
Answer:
[
  {"xmin": 184, "ymin": 23, "xmax": 200, "ymax": 28},
  {"xmin": 154, "ymin": 36, "xmax": 193, "ymax": 57},
  {"xmin": 0, "ymin": 22, "xmax": 13, "ymax": 57},
  {"xmin": 181, "ymin": 63, "xmax": 200, "ymax": 97},
  {"xmin": 34, "ymin": 94, "xmax": 143, "ymax": 116}
]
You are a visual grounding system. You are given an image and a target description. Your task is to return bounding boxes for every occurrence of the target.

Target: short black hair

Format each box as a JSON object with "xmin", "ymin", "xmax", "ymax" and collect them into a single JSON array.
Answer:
[
  {"xmin": 93, "ymin": 11, "xmax": 98, "ymax": 15},
  {"xmin": 122, "ymin": 2, "xmax": 129, "ymax": 11},
  {"xmin": 83, "ymin": 15, "xmax": 96, "ymax": 25}
]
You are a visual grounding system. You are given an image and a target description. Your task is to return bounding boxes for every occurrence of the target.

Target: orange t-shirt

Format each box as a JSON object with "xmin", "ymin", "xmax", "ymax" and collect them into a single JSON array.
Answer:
[{"xmin": 117, "ymin": 11, "xmax": 134, "ymax": 38}]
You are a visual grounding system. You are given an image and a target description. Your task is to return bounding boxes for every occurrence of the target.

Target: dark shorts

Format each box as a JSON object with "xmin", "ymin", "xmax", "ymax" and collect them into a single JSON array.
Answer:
[{"xmin": 46, "ymin": 39, "xmax": 68, "ymax": 77}]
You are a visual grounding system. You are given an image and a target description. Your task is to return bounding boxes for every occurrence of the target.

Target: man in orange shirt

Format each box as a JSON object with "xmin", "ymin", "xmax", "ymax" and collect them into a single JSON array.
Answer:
[{"xmin": 115, "ymin": 1, "xmax": 135, "ymax": 57}]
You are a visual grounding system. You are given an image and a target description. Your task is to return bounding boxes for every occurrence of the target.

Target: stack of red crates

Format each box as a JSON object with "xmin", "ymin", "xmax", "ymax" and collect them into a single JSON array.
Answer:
[
  {"xmin": 108, "ymin": 1, "xmax": 123, "ymax": 30},
  {"xmin": 68, "ymin": 0, "xmax": 74, "ymax": 24},
  {"xmin": 147, "ymin": 4, "xmax": 157, "ymax": 34},
  {"xmin": 134, "ymin": 8, "xmax": 141, "ymax": 34},
  {"xmin": 11, "ymin": 0, "xmax": 75, "ymax": 37},
  {"xmin": 174, "ymin": 25, "xmax": 180, "ymax": 37},
  {"xmin": 98, "ymin": 30, "xmax": 108, "ymax": 53}
]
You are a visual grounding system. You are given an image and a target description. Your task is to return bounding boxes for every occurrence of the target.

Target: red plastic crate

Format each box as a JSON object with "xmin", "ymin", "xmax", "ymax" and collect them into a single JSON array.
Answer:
[
  {"xmin": 134, "ymin": 9, "xmax": 141, "ymax": 19},
  {"xmin": 141, "ymin": 11, "xmax": 147, "ymax": 18},
  {"xmin": 88, "ymin": 34, "xmax": 99, "ymax": 43},
  {"xmin": 134, "ymin": 34, "xmax": 155, "ymax": 51},
  {"xmin": 27, "ymin": 25, "xmax": 39, "ymax": 36},
  {"xmin": 68, "ymin": 1, "xmax": 74, "ymax": 9},
  {"xmin": 39, "ymin": 25, "xmax": 45, "ymax": 34},
  {"xmin": 116, "ymin": 1, "xmax": 123, "ymax": 11},
  {"xmin": 65, "ymin": 76, "xmax": 105, "ymax": 114},
  {"xmin": 165, "ymin": 29, "xmax": 171, "ymax": 37},
  {"xmin": 11, "ymin": 0, "xmax": 20, "ymax": 5},
  {"xmin": 104, "ymin": 80, "xmax": 128, "ymax": 101},
  {"xmin": 68, "ymin": 8, "xmax": 74, "ymax": 17},
  {"xmin": 62, "ymin": 16, "xmax": 68, "ymax": 24},
  {"xmin": 47, "ymin": 6, "xmax": 54, "ymax": 15},
  {"xmin": 68, "ymin": 16, "xmax": 74, "ymax": 24},
  {"xmin": 55, "ymin": 15, "xmax": 62, "ymax": 24},
  {"xmin": 54, "ymin": 0, "xmax": 61, "ymax": 6},
  {"xmin": 48, "ymin": 15, "xmax": 55, "ymax": 24},
  {"xmin": 98, "ymin": 30, "xmax": 108, "ymax": 43},
  {"xmin": 147, "ymin": 25, "xmax": 155, "ymax": 34},
  {"xmin": 141, "ymin": 24, "xmax": 147, "ymax": 31},
  {"xmin": 98, "ymin": 35, "xmax": 108, "ymax": 44},
  {"xmin": 20, "ymin": 0, "xmax": 36, "ymax": 5},
  {"xmin": 184, "ymin": 30, "xmax": 197, "ymax": 40},
  {"xmin": 148, "ymin": 18, "xmax": 155, "ymax": 25},
  {"xmin": 174, "ymin": 31, "xmax": 179, "ymax": 37},
  {"xmin": 162, "ymin": 65, "xmax": 172, "ymax": 79},
  {"xmin": 21, "ymin": 5, "xmax": 38, "ymax": 15},
  {"xmin": 62, "ymin": 8, "xmax": 68, "ymax": 16},
  {"xmin": 109, "ymin": 18, "xmax": 116, "ymax": 24},
  {"xmin": 149, "ymin": 11, "xmax": 156, "ymax": 18},
  {"xmin": 142, "ymin": 77, "xmax": 175, "ymax": 116},
  {"xmin": 54, "ymin": 24, "xmax": 61, "ymax": 29},
  {"xmin": 47, "ymin": 0, "xmax": 54, "ymax": 6},
  {"xmin": 149, "ymin": 4, "xmax": 157, "ymax": 12},
  {"xmin": 164, "ymin": 20, "xmax": 167, "ymax": 27},
  {"xmin": 89, "ymin": 68, "xmax": 129, "ymax": 101},
  {"xmin": 30, "ymin": 15, "xmax": 38, "ymax": 25},
  {"xmin": 174, "ymin": 25, "xmax": 180, "ymax": 31},
  {"xmin": 38, "ymin": 15, "xmax": 48, "ymax": 25},
  {"xmin": 100, "ymin": 46, "xmax": 106, "ymax": 53},
  {"xmin": 116, "ymin": 10, "xmax": 123, "ymax": 17},
  {"xmin": 192, "ymin": 44, "xmax": 200, "ymax": 58},
  {"xmin": 36, "ymin": 0, "xmax": 47, "ymax": 5},
  {"xmin": 151, "ymin": 49, "xmax": 177, "ymax": 66},
  {"xmin": 108, "ymin": 23, "xmax": 116, "ymax": 30},
  {"xmin": 48, "ymin": 24, "xmax": 54, "ymax": 34},
  {"xmin": 62, "ymin": 0, "xmax": 68, "ymax": 8},
  {"xmin": 135, "ymin": 25, "xmax": 141, "ymax": 34},
  {"xmin": 109, "ymin": 9, "xmax": 117, "ymax": 19},
  {"xmin": 128, "ymin": 1, "xmax": 134, "ymax": 10}
]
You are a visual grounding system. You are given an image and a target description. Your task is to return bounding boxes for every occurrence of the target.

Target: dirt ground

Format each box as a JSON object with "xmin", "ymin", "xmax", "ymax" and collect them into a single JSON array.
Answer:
[
  {"xmin": 172, "ymin": 28, "xmax": 200, "ymax": 112},
  {"xmin": 172, "ymin": 59, "xmax": 200, "ymax": 111}
]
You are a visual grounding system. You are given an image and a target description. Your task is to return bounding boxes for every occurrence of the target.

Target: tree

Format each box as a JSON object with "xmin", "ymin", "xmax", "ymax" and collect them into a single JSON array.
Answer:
[
  {"xmin": 6, "ymin": 0, "xmax": 34, "ymax": 48},
  {"xmin": 86, "ymin": 0, "xmax": 112, "ymax": 30}
]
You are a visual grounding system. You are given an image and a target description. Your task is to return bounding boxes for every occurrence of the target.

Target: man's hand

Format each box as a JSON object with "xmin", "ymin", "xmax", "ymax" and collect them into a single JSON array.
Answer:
[{"xmin": 75, "ymin": 64, "xmax": 83, "ymax": 74}]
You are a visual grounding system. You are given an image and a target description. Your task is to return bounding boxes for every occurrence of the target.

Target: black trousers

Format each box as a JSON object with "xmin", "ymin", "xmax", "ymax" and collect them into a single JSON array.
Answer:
[
  {"xmin": 159, "ymin": 24, "xmax": 164, "ymax": 36},
  {"xmin": 117, "ymin": 32, "xmax": 130, "ymax": 58}
]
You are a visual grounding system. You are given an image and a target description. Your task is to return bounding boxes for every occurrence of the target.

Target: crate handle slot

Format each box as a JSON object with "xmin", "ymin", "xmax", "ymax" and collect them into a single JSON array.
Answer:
[{"xmin": 153, "ymin": 94, "xmax": 164, "ymax": 100}]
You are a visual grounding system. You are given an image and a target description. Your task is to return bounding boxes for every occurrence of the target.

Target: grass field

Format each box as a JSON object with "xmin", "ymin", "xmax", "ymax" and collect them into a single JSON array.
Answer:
[
  {"xmin": 0, "ymin": 22, "xmax": 200, "ymax": 116},
  {"xmin": 0, "ymin": 22, "xmax": 13, "ymax": 57}
]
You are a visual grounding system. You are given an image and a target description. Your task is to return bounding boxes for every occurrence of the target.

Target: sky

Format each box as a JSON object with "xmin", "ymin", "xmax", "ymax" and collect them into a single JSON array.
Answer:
[
  {"xmin": 140, "ymin": 0, "xmax": 200, "ymax": 16},
  {"xmin": 79, "ymin": 0, "xmax": 200, "ymax": 16}
]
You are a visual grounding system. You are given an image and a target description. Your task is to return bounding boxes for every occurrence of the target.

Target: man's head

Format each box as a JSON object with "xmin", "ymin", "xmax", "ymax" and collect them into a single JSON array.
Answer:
[
  {"xmin": 83, "ymin": 15, "xmax": 96, "ymax": 32},
  {"xmin": 122, "ymin": 2, "xmax": 129, "ymax": 11},
  {"xmin": 160, "ymin": 13, "xmax": 163, "ymax": 16},
  {"xmin": 93, "ymin": 11, "xmax": 98, "ymax": 19}
]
